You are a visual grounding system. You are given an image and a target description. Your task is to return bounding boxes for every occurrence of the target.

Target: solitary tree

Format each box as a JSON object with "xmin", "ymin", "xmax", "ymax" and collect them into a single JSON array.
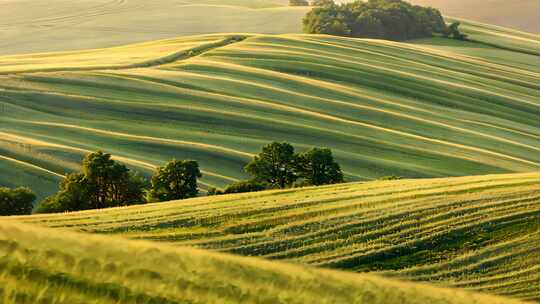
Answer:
[
  {"xmin": 0, "ymin": 187, "xmax": 35, "ymax": 216},
  {"xmin": 149, "ymin": 160, "xmax": 202, "ymax": 202},
  {"xmin": 296, "ymin": 148, "xmax": 344, "ymax": 186},
  {"xmin": 245, "ymin": 142, "xmax": 298, "ymax": 188}
]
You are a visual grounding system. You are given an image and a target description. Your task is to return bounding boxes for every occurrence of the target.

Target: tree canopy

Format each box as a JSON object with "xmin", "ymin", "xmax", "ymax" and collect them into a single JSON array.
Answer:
[
  {"xmin": 245, "ymin": 142, "xmax": 299, "ymax": 189},
  {"xmin": 245, "ymin": 142, "xmax": 345, "ymax": 189},
  {"xmin": 0, "ymin": 187, "xmax": 35, "ymax": 216},
  {"xmin": 303, "ymin": 0, "xmax": 449, "ymax": 41},
  {"xmin": 36, "ymin": 151, "xmax": 146, "ymax": 213},
  {"xmin": 296, "ymin": 148, "xmax": 344, "ymax": 186},
  {"xmin": 148, "ymin": 160, "xmax": 202, "ymax": 202}
]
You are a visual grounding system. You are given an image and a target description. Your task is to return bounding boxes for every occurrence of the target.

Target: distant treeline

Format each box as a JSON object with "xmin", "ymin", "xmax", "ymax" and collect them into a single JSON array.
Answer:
[
  {"xmin": 0, "ymin": 142, "xmax": 345, "ymax": 215},
  {"xmin": 303, "ymin": 0, "xmax": 467, "ymax": 41}
]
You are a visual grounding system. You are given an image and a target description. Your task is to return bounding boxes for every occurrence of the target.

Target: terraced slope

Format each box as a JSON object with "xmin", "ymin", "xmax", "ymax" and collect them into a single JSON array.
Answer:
[
  {"xmin": 13, "ymin": 173, "xmax": 540, "ymax": 302},
  {"xmin": 0, "ymin": 222, "xmax": 526, "ymax": 304},
  {"xmin": 1, "ymin": 28, "xmax": 539, "ymax": 199}
]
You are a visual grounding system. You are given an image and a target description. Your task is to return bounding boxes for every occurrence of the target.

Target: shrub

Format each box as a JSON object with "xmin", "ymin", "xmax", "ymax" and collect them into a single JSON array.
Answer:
[{"xmin": 379, "ymin": 175, "xmax": 403, "ymax": 181}]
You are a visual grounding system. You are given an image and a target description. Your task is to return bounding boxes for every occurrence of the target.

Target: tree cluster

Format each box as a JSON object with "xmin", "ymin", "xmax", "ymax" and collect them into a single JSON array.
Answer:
[
  {"xmin": 245, "ymin": 142, "xmax": 344, "ymax": 188},
  {"xmin": 10, "ymin": 142, "xmax": 343, "ymax": 214},
  {"xmin": 210, "ymin": 143, "xmax": 344, "ymax": 195},
  {"xmin": 35, "ymin": 152, "xmax": 202, "ymax": 214},
  {"xmin": 303, "ymin": 0, "xmax": 463, "ymax": 41},
  {"xmin": 0, "ymin": 187, "xmax": 35, "ymax": 216}
]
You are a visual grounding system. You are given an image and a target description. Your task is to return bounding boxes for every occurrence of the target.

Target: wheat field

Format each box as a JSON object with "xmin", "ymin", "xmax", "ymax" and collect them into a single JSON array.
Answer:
[{"xmin": 9, "ymin": 173, "xmax": 540, "ymax": 302}]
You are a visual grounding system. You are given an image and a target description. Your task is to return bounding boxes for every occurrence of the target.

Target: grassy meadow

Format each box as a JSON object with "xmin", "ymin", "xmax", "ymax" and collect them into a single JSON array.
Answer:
[
  {"xmin": 0, "ymin": 0, "xmax": 309, "ymax": 55},
  {"xmin": 1, "ymin": 22, "xmax": 539, "ymax": 200},
  {"xmin": 0, "ymin": 219, "xmax": 530, "ymax": 304},
  {"xmin": 0, "ymin": 1, "xmax": 539, "ymax": 303},
  {"xmin": 10, "ymin": 172, "xmax": 540, "ymax": 302}
]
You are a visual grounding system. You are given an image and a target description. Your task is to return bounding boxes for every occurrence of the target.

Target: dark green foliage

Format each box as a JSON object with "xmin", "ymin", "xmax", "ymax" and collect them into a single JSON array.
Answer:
[
  {"xmin": 245, "ymin": 142, "xmax": 299, "ymax": 189},
  {"xmin": 246, "ymin": 142, "xmax": 345, "ymax": 190},
  {"xmin": 83, "ymin": 151, "xmax": 146, "ymax": 209},
  {"xmin": 444, "ymin": 22, "xmax": 468, "ymax": 40},
  {"xmin": 209, "ymin": 180, "xmax": 268, "ymax": 196},
  {"xmin": 0, "ymin": 187, "xmax": 35, "ymax": 216},
  {"xmin": 296, "ymin": 148, "xmax": 344, "ymax": 186},
  {"xmin": 35, "ymin": 151, "xmax": 147, "ymax": 214},
  {"xmin": 35, "ymin": 173, "xmax": 90, "ymax": 214},
  {"xmin": 148, "ymin": 160, "xmax": 202, "ymax": 202},
  {"xmin": 379, "ymin": 175, "xmax": 403, "ymax": 181},
  {"xmin": 303, "ymin": 0, "xmax": 448, "ymax": 41},
  {"xmin": 290, "ymin": 0, "xmax": 309, "ymax": 6}
]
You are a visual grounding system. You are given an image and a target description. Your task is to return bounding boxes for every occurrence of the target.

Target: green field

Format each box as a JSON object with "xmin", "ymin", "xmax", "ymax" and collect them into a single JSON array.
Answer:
[
  {"xmin": 0, "ymin": 221, "xmax": 527, "ymax": 304},
  {"xmin": 0, "ymin": 0, "xmax": 309, "ymax": 56},
  {"xmin": 1, "ymin": 21, "xmax": 539, "ymax": 200},
  {"xmin": 10, "ymin": 173, "xmax": 540, "ymax": 302}
]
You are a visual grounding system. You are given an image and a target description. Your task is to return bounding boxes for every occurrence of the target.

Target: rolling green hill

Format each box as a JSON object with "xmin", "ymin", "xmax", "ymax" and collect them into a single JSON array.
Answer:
[
  {"xmin": 0, "ymin": 221, "xmax": 527, "ymax": 304},
  {"xmin": 11, "ymin": 173, "xmax": 540, "ymax": 302},
  {"xmin": 1, "ymin": 22, "xmax": 539, "ymax": 200}
]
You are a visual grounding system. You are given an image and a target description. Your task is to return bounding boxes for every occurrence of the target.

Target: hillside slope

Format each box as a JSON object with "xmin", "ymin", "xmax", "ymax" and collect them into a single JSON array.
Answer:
[
  {"xmin": 2, "ymin": 0, "xmax": 539, "ymax": 56},
  {"xmin": 0, "ymin": 221, "xmax": 528, "ymax": 304},
  {"xmin": 1, "ymin": 26, "xmax": 539, "ymax": 199},
  {"xmin": 0, "ymin": 0, "xmax": 309, "ymax": 56},
  {"xmin": 13, "ymin": 173, "xmax": 540, "ymax": 302}
]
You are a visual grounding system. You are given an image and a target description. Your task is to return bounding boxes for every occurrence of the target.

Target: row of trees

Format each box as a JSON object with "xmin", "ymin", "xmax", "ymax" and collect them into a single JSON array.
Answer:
[
  {"xmin": 1, "ymin": 142, "xmax": 344, "ymax": 215},
  {"xmin": 210, "ymin": 142, "xmax": 343, "ymax": 195},
  {"xmin": 35, "ymin": 152, "xmax": 203, "ymax": 213},
  {"xmin": 303, "ymin": 0, "xmax": 467, "ymax": 41}
]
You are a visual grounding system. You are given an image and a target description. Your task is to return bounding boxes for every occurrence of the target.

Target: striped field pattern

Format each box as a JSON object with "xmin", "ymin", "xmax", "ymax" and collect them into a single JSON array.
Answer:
[
  {"xmin": 11, "ymin": 173, "xmax": 540, "ymax": 302},
  {"xmin": 1, "ymin": 22, "xmax": 539, "ymax": 199},
  {"xmin": 0, "ymin": 221, "xmax": 528, "ymax": 304}
]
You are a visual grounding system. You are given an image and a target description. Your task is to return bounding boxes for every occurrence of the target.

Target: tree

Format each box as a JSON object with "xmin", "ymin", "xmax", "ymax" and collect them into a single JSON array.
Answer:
[
  {"xmin": 83, "ymin": 151, "xmax": 145, "ymax": 209},
  {"xmin": 0, "ymin": 187, "xmax": 35, "ymax": 216},
  {"xmin": 290, "ymin": 0, "xmax": 309, "ymax": 6},
  {"xmin": 311, "ymin": 0, "xmax": 334, "ymax": 6},
  {"xmin": 35, "ymin": 173, "xmax": 90, "ymax": 213},
  {"xmin": 149, "ymin": 160, "xmax": 202, "ymax": 202},
  {"xmin": 303, "ymin": 0, "xmax": 449, "ymax": 41},
  {"xmin": 245, "ymin": 142, "xmax": 299, "ymax": 188},
  {"xmin": 35, "ymin": 151, "xmax": 147, "ymax": 214},
  {"xmin": 296, "ymin": 148, "xmax": 344, "ymax": 186}
]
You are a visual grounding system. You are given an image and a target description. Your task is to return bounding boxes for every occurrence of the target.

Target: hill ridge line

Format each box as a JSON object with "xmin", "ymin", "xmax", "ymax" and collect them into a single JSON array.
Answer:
[{"xmin": 0, "ymin": 35, "xmax": 249, "ymax": 75}]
